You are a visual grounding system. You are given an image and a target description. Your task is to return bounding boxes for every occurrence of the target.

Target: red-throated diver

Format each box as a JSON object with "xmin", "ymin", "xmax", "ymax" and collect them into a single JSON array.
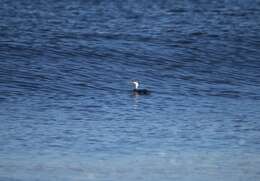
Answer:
[{"xmin": 131, "ymin": 80, "xmax": 150, "ymax": 95}]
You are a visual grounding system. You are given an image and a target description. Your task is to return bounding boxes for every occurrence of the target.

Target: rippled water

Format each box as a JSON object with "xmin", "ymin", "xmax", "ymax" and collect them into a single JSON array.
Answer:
[{"xmin": 1, "ymin": 0, "xmax": 260, "ymax": 180}]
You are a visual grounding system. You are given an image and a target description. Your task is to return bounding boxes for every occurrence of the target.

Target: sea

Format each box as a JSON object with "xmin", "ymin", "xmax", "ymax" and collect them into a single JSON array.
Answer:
[{"xmin": 0, "ymin": 0, "xmax": 260, "ymax": 180}]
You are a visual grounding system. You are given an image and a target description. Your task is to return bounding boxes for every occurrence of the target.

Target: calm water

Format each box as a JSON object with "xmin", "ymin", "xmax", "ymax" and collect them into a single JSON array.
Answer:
[{"xmin": 1, "ymin": 0, "xmax": 260, "ymax": 180}]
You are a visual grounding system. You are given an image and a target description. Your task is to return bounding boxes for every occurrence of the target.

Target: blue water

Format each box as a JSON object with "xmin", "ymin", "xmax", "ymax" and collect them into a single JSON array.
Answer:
[{"xmin": 1, "ymin": 0, "xmax": 260, "ymax": 180}]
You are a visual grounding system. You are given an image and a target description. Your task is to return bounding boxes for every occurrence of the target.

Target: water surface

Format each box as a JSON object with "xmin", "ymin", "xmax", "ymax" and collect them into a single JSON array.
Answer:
[{"xmin": 1, "ymin": 0, "xmax": 260, "ymax": 180}]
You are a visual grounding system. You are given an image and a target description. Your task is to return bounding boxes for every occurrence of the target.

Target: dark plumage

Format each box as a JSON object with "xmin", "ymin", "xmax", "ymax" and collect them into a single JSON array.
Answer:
[
  {"xmin": 133, "ymin": 88, "xmax": 150, "ymax": 95},
  {"xmin": 131, "ymin": 80, "xmax": 150, "ymax": 95}
]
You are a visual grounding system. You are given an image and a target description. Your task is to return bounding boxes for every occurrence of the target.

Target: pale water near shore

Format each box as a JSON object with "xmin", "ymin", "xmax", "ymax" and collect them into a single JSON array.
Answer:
[{"xmin": 1, "ymin": 151, "xmax": 260, "ymax": 181}]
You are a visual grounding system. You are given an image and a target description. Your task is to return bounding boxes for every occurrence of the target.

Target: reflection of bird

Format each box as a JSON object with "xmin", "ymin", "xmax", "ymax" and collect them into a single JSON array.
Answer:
[{"xmin": 131, "ymin": 80, "xmax": 150, "ymax": 95}]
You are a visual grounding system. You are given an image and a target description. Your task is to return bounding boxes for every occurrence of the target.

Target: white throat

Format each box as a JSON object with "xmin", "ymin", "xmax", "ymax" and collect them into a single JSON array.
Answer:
[{"xmin": 133, "ymin": 82, "xmax": 139, "ymax": 89}]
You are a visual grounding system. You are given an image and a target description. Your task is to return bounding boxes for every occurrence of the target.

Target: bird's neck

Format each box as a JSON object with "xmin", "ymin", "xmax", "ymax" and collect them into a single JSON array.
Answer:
[{"xmin": 134, "ymin": 82, "xmax": 139, "ymax": 89}]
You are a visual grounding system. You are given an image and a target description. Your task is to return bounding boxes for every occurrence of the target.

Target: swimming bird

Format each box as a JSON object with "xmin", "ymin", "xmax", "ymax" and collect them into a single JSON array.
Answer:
[{"xmin": 131, "ymin": 80, "xmax": 150, "ymax": 95}]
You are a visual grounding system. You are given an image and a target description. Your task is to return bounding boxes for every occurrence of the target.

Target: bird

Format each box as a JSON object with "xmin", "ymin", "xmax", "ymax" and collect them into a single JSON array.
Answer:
[{"xmin": 131, "ymin": 80, "xmax": 150, "ymax": 95}]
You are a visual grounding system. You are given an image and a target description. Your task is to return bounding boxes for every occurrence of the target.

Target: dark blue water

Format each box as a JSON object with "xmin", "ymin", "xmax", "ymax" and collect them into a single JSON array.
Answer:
[{"xmin": 1, "ymin": 0, "xmax": 260, "ymax": 180}]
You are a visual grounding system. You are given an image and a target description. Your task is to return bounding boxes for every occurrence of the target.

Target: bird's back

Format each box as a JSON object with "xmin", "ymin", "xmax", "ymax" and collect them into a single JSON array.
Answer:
[{"xmin": 133, "ymin": 89, "xmax": 150, "ymax": 95}]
